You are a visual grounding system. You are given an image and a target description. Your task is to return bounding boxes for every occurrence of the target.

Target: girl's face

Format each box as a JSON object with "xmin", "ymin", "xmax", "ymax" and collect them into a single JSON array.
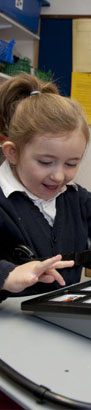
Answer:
[{"xmin": 13, "ymin": 130, "xmax": 86, "ymax": 200}]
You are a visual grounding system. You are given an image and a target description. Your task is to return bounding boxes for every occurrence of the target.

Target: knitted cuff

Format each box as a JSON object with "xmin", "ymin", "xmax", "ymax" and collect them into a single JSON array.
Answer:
[{"xmin": 0, "ymin": 260, "xmax": 16, "ymax": 289}]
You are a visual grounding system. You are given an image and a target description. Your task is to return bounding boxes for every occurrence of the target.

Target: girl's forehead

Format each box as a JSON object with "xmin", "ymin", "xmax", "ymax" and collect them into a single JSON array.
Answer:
[{"xmin": 30, "ymin": 131, "xmax": 86, "ymax": 156}]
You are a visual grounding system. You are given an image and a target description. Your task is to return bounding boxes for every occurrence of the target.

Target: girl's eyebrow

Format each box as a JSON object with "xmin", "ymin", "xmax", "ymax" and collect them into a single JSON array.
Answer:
[
  {"xmin": 66, "ymin": 157, "xmax": 82, "ymax": 161},
  {"xmin": 37, "ymin": 154, "xmax": 56, "ymax": 158},
  {"xmin": 37, "ymin": 154, "xmax": 82, "ymax": 160}
]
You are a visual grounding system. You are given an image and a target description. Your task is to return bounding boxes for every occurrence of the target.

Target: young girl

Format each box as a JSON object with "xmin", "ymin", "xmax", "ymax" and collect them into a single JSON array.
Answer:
[{"xmin": 0, "ymin": 73, "xmax": 91, "ymax": 302}]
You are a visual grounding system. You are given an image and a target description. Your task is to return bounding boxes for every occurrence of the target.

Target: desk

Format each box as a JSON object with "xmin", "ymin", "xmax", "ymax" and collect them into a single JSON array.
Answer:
[{"xmin": 0, "ymin": 295, "xmax": 91, "ymax": 409}]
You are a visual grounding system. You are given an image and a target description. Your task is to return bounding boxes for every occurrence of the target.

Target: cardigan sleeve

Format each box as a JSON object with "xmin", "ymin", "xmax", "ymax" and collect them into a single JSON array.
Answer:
[
  {"xmin": 0, "ymin": 260, "xmax": 16, "ymax": 288},
  {"xmin": 78, "ymin": 185, "xmax": 91, "ymax": 238},
  {"xmin": 0, "ymin": 260, "xmax": 17, "ymax": 302},
  {"xmin": 0, "ymin": 260, "xmax": 15, "ymax": 303},
  {"xmin": 78, "ymin": 185, "xmax": 91, "ymax": 267},
  {"xmin": 85, "ymin": 188, "xmax": 91, "ymax": 241}
]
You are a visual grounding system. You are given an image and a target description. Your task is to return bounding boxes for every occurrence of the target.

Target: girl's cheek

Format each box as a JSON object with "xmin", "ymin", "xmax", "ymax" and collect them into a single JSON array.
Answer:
[{"xmin": 65, "ymin": 169, "xmax": 77, "ymax": 182}]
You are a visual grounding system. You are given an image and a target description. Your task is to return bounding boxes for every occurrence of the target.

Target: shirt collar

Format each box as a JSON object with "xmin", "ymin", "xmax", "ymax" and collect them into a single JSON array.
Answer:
[{"xmin": 0, "ymin": 160, "xmax": 78, "ymax": 201}]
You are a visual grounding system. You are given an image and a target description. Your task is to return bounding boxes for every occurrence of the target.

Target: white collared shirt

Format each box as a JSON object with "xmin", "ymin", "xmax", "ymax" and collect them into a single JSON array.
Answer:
[{"xmin": 0, "ymin": 160, "xmax": 77, "ymax": 226}]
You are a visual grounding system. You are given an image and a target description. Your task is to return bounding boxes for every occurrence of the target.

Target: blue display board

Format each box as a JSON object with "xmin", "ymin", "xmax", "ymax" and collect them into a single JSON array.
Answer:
[{"xmin": 38, "ymin": 18, "xmax": 72, "ymax": 96}]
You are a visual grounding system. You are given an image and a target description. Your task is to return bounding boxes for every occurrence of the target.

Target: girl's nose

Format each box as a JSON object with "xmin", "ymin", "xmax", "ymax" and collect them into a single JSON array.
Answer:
[{"xmin": 50, "ymin": 166, "xmax": 64, "ymax": 183}]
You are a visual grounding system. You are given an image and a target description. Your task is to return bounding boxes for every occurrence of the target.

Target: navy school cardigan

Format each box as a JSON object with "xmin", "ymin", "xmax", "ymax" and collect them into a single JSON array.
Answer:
[{"xmin": 0, "ymin": 184, "xmax": 91, "ymax": 302}]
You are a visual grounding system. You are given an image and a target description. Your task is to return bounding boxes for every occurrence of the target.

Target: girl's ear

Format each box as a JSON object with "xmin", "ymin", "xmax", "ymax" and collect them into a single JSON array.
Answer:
[{"xmin": 2, "ymin": 142, "xmax": 17, "ymax": 164}]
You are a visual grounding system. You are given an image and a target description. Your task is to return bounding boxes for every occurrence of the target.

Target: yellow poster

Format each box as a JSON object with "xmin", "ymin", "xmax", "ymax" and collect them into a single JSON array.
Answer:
[
  {"xmin": 71, "ymin": 72, "xmax": 91, "ymax": 125},
  {"xmin": 72, "ymin": 19, "xmax": 91, "ymax": 72}
]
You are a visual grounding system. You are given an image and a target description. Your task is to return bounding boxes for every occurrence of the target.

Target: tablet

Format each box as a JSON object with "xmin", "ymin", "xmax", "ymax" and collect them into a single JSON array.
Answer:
[{"xmin": 21, "ymin": 280, "xmax": 91, "ymax": 339}]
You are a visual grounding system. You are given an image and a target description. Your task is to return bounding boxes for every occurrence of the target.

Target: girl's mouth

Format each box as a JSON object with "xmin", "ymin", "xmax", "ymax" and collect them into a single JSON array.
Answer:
[{"xmin": 43, "ymin": 183, "xmax": 59, "ymax": 191}]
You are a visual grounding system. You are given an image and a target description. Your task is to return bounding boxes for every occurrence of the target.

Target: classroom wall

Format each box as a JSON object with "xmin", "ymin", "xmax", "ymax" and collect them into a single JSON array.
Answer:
[
  {"xmin": 41, "ymin": 0, "xmax": 91, "ymax": 15},
  {"xmin": 14, "ymin": 41, "xmax": 34, "ymax": 66}
]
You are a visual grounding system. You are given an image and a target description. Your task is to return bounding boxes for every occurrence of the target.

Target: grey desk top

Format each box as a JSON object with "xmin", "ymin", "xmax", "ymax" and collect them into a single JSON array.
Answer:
[{"xmin": 0, "ymin": 295, "xmax": 91, "ymax": 409}]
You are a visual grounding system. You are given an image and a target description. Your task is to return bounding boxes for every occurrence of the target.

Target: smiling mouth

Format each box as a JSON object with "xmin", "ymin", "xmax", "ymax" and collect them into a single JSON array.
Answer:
[{"xmin": 43, "ymin": 183, "xmax": 60, "ymax": 190}]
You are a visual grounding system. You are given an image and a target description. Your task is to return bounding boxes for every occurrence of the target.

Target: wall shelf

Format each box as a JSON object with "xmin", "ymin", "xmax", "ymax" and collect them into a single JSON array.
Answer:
[{"xmin": 0, "ymin": 12, "xmax": 39, "ymax": 41}]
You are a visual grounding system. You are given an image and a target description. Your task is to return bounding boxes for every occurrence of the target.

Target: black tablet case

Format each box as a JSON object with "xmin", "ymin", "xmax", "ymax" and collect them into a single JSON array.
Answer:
[{"xmin": 21, "ymin": 280, "xmax": 91, "ymax": 339}]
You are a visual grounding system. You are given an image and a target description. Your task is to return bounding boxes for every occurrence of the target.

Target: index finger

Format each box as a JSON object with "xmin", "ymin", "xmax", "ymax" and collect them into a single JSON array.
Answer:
[{"xmin": 36, "ymin": 255, "xmax": 62, "ymax": 276}]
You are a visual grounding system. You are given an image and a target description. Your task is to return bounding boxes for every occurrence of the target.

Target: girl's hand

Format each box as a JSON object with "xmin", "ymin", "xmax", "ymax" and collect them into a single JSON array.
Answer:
[{"xmin": 2, "ymin": 255, "xmax": 74, "ymax": 293}]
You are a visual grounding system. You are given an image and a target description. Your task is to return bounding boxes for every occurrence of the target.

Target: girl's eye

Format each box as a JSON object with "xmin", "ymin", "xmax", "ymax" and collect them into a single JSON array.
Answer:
[
  {"xmin": 38, "ymin": 161, "xmax": 52, "ymax": 165},
  {"xmin": 65, "ymin": 163, "xmax": 77, "ymax": 168}
]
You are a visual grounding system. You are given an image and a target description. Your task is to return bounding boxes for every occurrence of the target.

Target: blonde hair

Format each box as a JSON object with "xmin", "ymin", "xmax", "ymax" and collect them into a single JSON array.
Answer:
[{"xmin": 0, "ymin": 73, "xmax": 89, "ymax": 150}]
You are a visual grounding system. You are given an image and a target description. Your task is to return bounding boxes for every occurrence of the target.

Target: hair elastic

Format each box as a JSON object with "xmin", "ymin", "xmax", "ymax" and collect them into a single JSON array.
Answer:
[{"xmin": 30, "ymin": 90, "xmax": 41, "ymax": 95}]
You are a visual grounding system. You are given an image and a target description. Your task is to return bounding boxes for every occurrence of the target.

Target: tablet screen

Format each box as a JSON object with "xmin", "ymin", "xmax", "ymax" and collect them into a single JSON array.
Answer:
[{"xmin": 50, "ymin": 294, "xmax": 85, "ymax": 302}]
